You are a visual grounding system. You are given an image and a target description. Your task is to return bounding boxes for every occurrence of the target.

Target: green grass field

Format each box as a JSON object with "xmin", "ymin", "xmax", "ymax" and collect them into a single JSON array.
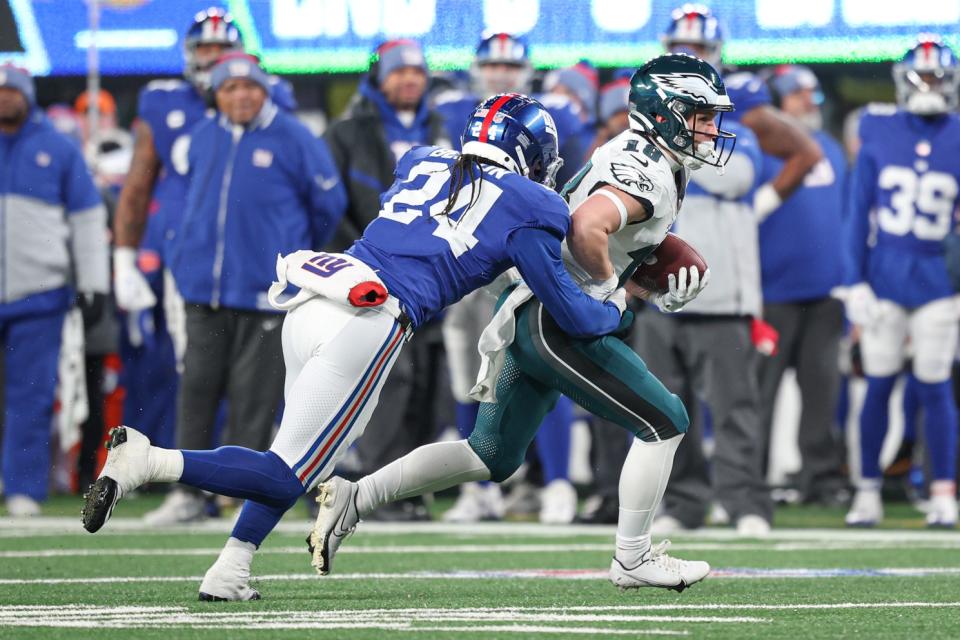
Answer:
[{"xmin": 1, "ymin": 496, "xmax": 959, "ymax": 639}]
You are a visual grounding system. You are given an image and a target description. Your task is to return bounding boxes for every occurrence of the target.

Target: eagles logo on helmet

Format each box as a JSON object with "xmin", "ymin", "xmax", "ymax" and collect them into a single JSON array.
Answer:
[{"xmin": 628, "ymin": 53, "xmax": 736, "ymax": 171}]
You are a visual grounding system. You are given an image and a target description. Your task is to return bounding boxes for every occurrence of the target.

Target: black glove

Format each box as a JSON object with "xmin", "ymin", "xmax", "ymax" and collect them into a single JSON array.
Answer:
[{"xmin": 77, "ymin": 292, "xmax": 106, "ymax": 326}]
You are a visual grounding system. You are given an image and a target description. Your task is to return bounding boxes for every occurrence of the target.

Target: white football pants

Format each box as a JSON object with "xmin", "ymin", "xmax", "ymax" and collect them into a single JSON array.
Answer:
[
  {"xmin": 860, "ymin": 296, "xmax": 960, "ymax": 383},
  {"xmin": 268, "ymin": 296, "xmax": 406, "ymax": 490}
]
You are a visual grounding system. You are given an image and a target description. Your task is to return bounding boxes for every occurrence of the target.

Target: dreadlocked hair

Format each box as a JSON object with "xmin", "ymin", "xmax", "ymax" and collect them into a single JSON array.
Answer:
[{"xmin": 436, "ymin": 153, "xmax": 488, "ymax": 219}]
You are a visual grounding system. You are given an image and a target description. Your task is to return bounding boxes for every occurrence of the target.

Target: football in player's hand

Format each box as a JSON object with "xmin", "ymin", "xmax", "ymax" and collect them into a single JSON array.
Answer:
[{"xmin": 630, "ymin": 233, "xmax": 708, "ymax": 294}]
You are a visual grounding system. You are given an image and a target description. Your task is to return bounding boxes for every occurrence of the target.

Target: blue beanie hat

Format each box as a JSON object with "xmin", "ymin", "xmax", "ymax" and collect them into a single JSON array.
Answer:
[
  {"xmin": 599, "ymin": 78, "xmax": 631, "ymax": 123},
  {"xmin": 210, "ymin": 53, "xmax": 270, "ymax": 93},
  {"xmin": 0, "ymin": 64, "xmax": 35, "ymax": 106},
  {"xmin": 545, "ymin": 60, "xmax": 598, "ymax": 119},
  {"xmin": 374, "ymin": 39, "xmax": 427, "ymax": 85},
  {"xmin": 769, "ymin": 64, "xmax": 822, "ymax": 101}
]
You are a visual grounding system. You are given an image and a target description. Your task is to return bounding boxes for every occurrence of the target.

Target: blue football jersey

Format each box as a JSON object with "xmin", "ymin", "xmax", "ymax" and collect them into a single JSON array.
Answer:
[
  {"xmin": 347, "ymin": 145, "xmax": 571, "ymax": 327},
  {"xmin": 722, "ymin": 71, "xmax": 772, "ymax": 122},
  {"xmin": 844, "ymin": 106, "xmax": 960, "ymax": 307}
]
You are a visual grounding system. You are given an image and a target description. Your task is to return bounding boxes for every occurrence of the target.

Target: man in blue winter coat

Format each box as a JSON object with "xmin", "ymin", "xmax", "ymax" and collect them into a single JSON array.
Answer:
[
  {"xmin": 0, "ymin": 64, "xmax": 109, "ymax": 516},
  {"xmin": 167, "ymin": 53, "xmax": 346, "ymax": 482}
]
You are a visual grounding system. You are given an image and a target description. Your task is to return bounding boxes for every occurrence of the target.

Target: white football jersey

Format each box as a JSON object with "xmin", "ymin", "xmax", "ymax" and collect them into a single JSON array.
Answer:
[{"xmin": 561, "ymin": 129, "xmax": 688, "ymax": 285}]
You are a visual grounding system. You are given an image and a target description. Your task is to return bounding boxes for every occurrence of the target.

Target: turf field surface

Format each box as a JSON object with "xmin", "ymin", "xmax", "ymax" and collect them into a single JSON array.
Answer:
[{"xmin": 0, "ymin": 499, "xmax": 958, "ymax": 639}]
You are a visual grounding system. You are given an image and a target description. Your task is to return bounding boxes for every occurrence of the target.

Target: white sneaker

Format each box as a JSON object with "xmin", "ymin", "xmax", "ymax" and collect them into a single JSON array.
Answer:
[
  {"xmin": 736, "ymin": 514, "xmax": 771, "ymax": 537},
  {"xmin": 82, "ymin": 426, "xmax": 152, "ymax": 532},
  {"xmin": 609, "ymin": 540, "xmax": 710, "ymax": 592},
  {"xmin": 926, "ymin": 494, "xmax": 958, "ymax": 528},
  {"xmin": 5, "ymin": 494, "xmax": 40, "ymax": 518},
  {"xmin": 503, "ymin": 481, "xmax": 540, "ymax": 517},
  {"xmin": 143, "ymin": 488, "xmax": 207, "ymax": 527},
  {"xmin": 539, "ymin": 479, "xmax": 577, "ymax": 524},
  {"xmin": 845, "ymin": 488, "xmax": 883, "ymax": 527},
  {"xmin": 443, "ymin": 482, "xmax": 505, "ymax": 523},
  {"xmin": 708, "ymin": 502, "xmax": 730, "ymax": 526},
  {"xmin": 198, "ymin": 545, "xmax": 261, "ymax": 601},
  {"xmin": 308, "ymin": 476, "xmax": 360, "ymax": 575},
  {"xmin": 651, "ymin": 515, "xmax": 688, "ymax": 536}
]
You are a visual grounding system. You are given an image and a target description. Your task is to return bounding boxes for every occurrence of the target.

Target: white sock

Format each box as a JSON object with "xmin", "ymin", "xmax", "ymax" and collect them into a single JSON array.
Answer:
[
  {"xmin": 615, "ymin": 435, "xmax": 682, "ymax": 567},
  {"xmin": 856, "ymin": 477, "xmax": 882, "ymax": 493},
  {"xmin": 356, "ymin": 440, "xmax": 490, "ymax": 517},
  {"xmin": 148, "ymin": 447, "xmax": 184, "ymax": 483}
]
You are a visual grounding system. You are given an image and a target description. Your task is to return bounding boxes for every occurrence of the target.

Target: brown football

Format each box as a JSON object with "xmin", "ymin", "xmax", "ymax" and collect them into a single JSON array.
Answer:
[{"xmin": 630, "ymin": 233, "xmax": 708, "ymax": 294}]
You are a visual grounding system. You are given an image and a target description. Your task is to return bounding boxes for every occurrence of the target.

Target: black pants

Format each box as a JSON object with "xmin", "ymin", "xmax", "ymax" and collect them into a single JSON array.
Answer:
[
  {"xmin": 757, "ymin": 298, "xmax": 846, "ymax": 497},
  {"xmin": 176, "ymin": 305, "xmax": 285, "ymax": 454},
  {"xmin": 632, "ymin": 311, "xmax": 772, "ymax": 527}
]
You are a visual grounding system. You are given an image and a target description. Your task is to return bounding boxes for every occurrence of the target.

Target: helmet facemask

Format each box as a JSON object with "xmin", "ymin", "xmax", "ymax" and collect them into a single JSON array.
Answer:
[{"xmin": 893, "ymin": 37, "xmax": 960, "ymax": 116}]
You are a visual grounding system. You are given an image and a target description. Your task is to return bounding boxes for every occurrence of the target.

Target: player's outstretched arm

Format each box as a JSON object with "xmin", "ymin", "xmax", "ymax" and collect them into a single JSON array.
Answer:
[
  {"xmin": 742, "ymin": 105, "xmax": 823, "ymax": 218},
  {"xmin": 508, "ymin": 227, "xmax": 623, "ymax": 339}
]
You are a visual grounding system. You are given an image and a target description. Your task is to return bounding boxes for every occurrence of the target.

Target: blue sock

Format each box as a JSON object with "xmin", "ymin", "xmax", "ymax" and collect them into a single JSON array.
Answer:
[
  {"xmin": 180, "ymin": 447, "xmax": 304, "ymax": 508},
  {"xmin": 860, "ymin": 375, "xmax": 897, "ymax": 479},
  {"xmin": 536, "ymin": 396, "xmax": 574, "ymax": 484},
  {"xmin": 455, "ymin": 402, "xmax": 480, "ymax": 439},
  {"xmin": 914, "ymin": 379, "xmax": 959, "ymax": 481},
  {"xmin": 231, "ymin": 499, "xmax": 291, "ymax": 547},
  {"xmin": 902, "ymin": 374, "xmax": 920, "ymax": 444}
]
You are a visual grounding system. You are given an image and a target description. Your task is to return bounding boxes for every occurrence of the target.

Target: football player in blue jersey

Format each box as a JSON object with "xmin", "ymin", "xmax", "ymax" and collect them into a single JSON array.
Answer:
[
  {"xmin": 111, "ymin": 7, "xmax": 297, "ymax": 526},
  {"xmin": 840, "ymin": 36, "xmax": 960, "ymax": 528},
  {"xmin": 82, "ymin": 94, "xmax": 629, "ymax": 600},
  {"xmin": 661, "ymin": 4, "xmax": 822, "ymax": 220}
]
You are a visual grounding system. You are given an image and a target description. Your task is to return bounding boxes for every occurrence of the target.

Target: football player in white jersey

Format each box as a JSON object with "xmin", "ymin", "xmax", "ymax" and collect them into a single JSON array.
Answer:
[{"xmin": 312, "ymin": 53, "xmax": 736, "ymax": 592}]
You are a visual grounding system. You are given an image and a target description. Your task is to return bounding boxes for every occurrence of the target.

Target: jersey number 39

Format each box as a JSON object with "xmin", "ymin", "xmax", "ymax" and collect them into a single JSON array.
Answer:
[{"xmin": 877, "ymin": 166, "xmax": 958, "ymax": 241}]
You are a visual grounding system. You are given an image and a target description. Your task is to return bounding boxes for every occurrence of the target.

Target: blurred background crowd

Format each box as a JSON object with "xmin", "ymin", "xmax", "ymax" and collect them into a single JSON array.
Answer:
[{"xmin": 2, "ymin": 1, "xmax": 959, "ymax": 533}]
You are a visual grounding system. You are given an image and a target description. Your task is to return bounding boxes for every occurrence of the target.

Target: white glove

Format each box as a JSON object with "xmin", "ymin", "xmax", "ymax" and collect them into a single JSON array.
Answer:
[
  {"xmin": 606, "ymin": 287, "xmax": 627, "ymax": 314},
  {"xmin": 582, "ymin": 275, "xmax": 619, "ymax": 301},
  {"xmin": 837, "ymin": 282, "xmax": 881, "ymax": 327},
  {"xmin": 113, "ymin": 247, "xmax": 157, "ymax": 312},
  {"xmin": 753, "ymin": 182, "xmax": 783, "ymax": 224},
  {"xmin": 651, "ymin": 266, "xmax": 710, "ymax": 313}
]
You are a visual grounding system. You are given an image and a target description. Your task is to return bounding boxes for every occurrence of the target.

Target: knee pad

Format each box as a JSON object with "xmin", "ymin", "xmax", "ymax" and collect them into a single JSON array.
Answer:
[
  {"xmin": 264, "ymin": 450, "xmax": 307, "ymax": 506},
  {"xmin": 467, "ymin": 432, "xmax": 524, "ymax": 483}
]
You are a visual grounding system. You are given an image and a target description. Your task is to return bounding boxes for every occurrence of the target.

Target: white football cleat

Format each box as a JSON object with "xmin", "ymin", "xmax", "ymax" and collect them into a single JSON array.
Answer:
[
  {"xmin": 539, "ymin": 479, "xmax": 577, "ymax": 524},
  {"xmin": 82, "ymin": 426, "xmax": 152, "ymax": 533},
  {"xmin": 925, "ymin": 494, "xmax": 958, "ymax": 529},
  {"xmin": 443, "ymin": 482, "xmax": 505, "ymax": 523},
  {"xmin": 308, "ymin": 476, "xmax": 360, "ymax": 575},
  {"xmin": 736, "ymin": 514, "xmax": 771, "ymax": 537},
  {"xmin": 845, "ymin": 488, "xmax": 883, "ymax": 527},
  {"xmin": 198, "ymin": 559, "xmax": 261, "ymax": 602},
  {"xmin": 143, "ymin": 488, "xmax": 207, "ymax": 526},
  {"xmin": 6, "ymin": 494, "xmax": 40, "ymax": 518},
  {"xmin": 609, "ymin": 540, "xmax": 710, "ymax": 593}
]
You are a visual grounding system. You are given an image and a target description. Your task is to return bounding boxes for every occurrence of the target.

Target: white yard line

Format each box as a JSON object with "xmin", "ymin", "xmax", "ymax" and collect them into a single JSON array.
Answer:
[
  {"xmin": 2, "ymin": 517, "xmax": 960, "ymax": 542},
  {"xmin": 5, "ymin": 539, "xmax": 960, "ymax": 558},
  {"xmin": 1, "ymin": 567, "xmax": 959, "ymax": 586}
]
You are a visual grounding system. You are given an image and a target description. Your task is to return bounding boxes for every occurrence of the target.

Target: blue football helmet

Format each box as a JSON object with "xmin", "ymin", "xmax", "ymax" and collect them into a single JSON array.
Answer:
[
  {"xmin": 470, "ymin": 33, "xmax": 534, "ymax": 98},
  {"xmin": 184, "ymin": 8, "xmax": 243, "ymax": 90},
  {"xmin": 894, "ymin": 35, "xmax": 960, "ymax": 115},
  {"xmin": 661, "ymin": 4, "xmax": 724, "ymax": 69},
  {"xmin": 461, "ymin": 93, "xmax": 563, "ymax": 188}
]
